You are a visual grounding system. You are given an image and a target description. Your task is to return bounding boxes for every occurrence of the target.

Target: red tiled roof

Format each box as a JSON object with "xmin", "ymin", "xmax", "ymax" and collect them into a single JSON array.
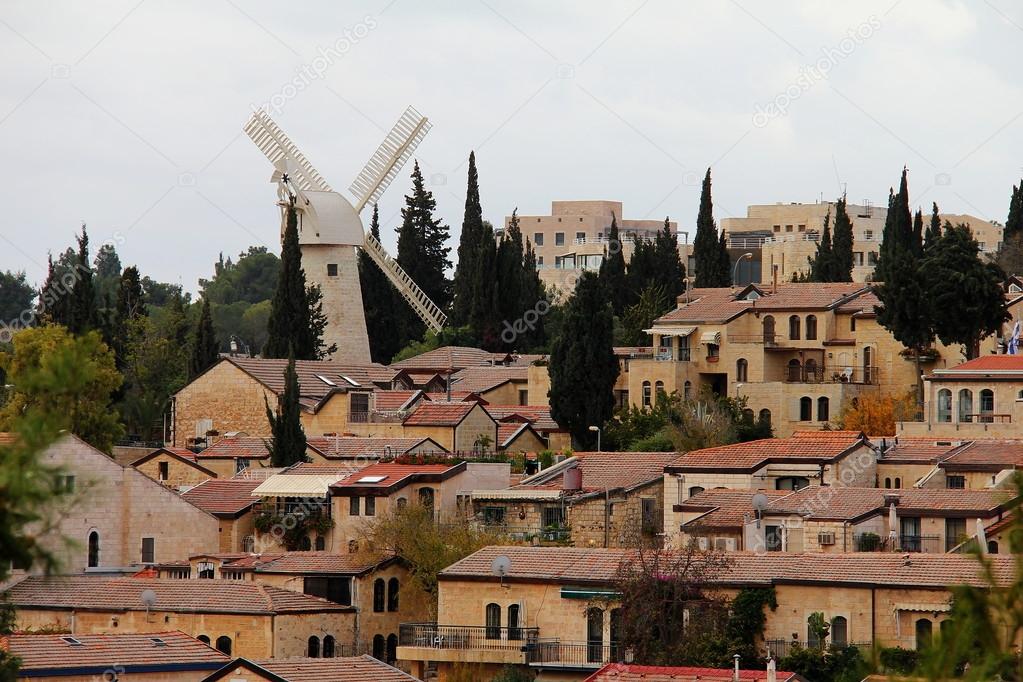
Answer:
[
  {"xmin": 7, "ymin": 631, "xmax": 229, "ymax": 671},
  {"xmin": 521, "ymin": 451, "xmax": 678, "ymax": 494},
  {"xmin": 584, "ymin": 663, "xmax": 801, "ymax": 682},
  {"xmin": 5, "ymin": 576, "xmax": 352, "ymax": 614},
  {"xmin": 245, "ymin": 655, "xmax": 420, "ymax": 682},
  {"xmin": 440, "ymin": 546, "xmax": 1017, "ymax": 589},
  {"xmin": 391, "ymin": 346, "xmax": 503, "ymax": 371},
  {"xmin": 450, "ymin": 365, "xmax": 528, "ymax": 393},
  {"xmin": 181, "ymin": 478, "xmax": 262, "ymax": 517},
  {"xmin": 678, "ymin": 489, "xmax": 791, "ymax": 529},
  {"xmin": 667, "ymin": 431, "xmax": 866, "ymax": 473},
  {"xmin": 403, "ymin": 400, "xmax": 482, "ymax": 426},
  {"xmin": 486, "ymin": 405, "xmax": 563, "ymax": 432},
  {"xmin": 306, "ymin": 436, "xmax": 443, "ymax": 459},
  {"xmin": 330, "ymin": 461, "xmax": 465, "ymax": 494},
  {"xmin": 221, "ymin": 551, "xmax": 395, "ymax": 576},
  {"xmin": 198, "ymin": 436, "xmax": 271, "ymax": 460},
  {"xmin": 656, "ymin": 283, "xmax": 870, "ymax": 324}
]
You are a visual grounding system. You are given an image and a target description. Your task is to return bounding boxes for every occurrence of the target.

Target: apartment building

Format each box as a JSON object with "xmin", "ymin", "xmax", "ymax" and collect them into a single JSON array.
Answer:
[{"xmin": 501, "ymin": 201, "xmax": 687, "ymax": 295}]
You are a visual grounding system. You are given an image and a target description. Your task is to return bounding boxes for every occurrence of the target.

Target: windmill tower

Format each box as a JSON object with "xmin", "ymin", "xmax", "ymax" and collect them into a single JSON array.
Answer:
[{"xmin": 243, "ymin": 106, "xmax": 448, "ymax": 363}]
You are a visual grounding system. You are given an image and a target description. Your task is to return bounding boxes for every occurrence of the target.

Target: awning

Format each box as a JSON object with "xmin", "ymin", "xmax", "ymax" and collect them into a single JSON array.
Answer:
[
  {"xmin": 700, "ymin": 331, "xmax": 721, "ymax": 345},
  {"xmin": 893, "ymin": 602, "xmax": 951, "ymax": 613},
  {"xmin": 470, "ymin": 489, "xmax": 564, "ymax": 501},
  {"xmin": 643, "ymin": 326, "xmax": 696, "ymax": 338},
  {"xmin": 251, "ymin": 474, "xmax": 345, "ymax": 498}
]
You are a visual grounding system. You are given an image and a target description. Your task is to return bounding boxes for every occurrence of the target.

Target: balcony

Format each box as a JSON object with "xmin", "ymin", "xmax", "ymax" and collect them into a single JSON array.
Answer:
[
  {"xmin": 526, "ymin": 640, "xmax": 627, "ymax": 669},
  {"xmin": 853, "ymin": 533, "xmax": 942, "ymax": 553},
  {"xmin": 397, "ymin": 623, "xmax": 539, "ymax": 665}
]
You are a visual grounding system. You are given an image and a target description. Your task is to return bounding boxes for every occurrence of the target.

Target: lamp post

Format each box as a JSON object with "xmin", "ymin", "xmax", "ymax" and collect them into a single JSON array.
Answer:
[
  {"xmin": 588, "ymin": 425, "xmax": 601, "ymax": 452},
  {"xmin": 733, "ymin": 252, "xmax": 753, "ymax": 287}
]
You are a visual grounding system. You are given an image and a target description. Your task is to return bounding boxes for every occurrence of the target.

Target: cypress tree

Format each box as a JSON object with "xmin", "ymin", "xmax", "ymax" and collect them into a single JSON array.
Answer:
[
  {"xmin": 832, "ymin": 196, "xmax": 854, "ymax": 282},
  {"xmin": 693, "ymin": 168, "xmax": 728, "ymax": 287},
  {"xmin": 451, "ymin": 151, "xmax": 484, "ymax": 326},
  {"xmin": 924, "ymin": 202, "xmax": 942, "ymax": 251},
  {"xmin": 654, "ymin": 217, "xmax": 686, "ymax": 301},
  {"xmin": 189, "ymin": 298, "xmax": 219, "ymax": 379},
  {"xmin": 68, "ymin": 225, "xmax": 98, "ymax": 335},
  {"xmin": 549, "ymin": 271, "xmax": 619, "ymax": 448},
  {"xmin": 924, "ymin": 223, "xmax": 1009, "ymax": 359},
  {"xmin": 598, "ymin": 214, "xmax": 628, "ymax": 314},
  {"xmin": 264, "ymin": 352, "xmax": 309, "ymax": 467},
  {"xmin": 1006, "ymin": 181, "xmax": 1023, "ymax": 242},
  {"xmin": 360, "ymin": 205, "xmax": 402, "ymax": 363}
]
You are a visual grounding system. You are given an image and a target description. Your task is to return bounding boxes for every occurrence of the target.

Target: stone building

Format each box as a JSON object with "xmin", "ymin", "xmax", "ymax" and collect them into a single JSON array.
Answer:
[{"xmin": 6, "ymin": 576, "xmax": 354, "ymax": 660}]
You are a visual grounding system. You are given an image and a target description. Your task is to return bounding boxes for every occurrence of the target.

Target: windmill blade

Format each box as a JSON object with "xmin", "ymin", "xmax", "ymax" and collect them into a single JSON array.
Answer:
[
  {"xmin": 362, "ymin": 232, "xmax": 447, "ymax": 333},
  {"xmin": 244, "ymin": 110, "xmax": 333, "ymax": 193},
  {"xmin": 349, "ymin": 106, "xmax": 431, "ymax": 214}
]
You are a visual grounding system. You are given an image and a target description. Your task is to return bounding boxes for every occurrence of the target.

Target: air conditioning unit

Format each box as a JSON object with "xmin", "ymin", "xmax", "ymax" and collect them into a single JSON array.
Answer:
[{"xmin": 818, "ymin": 531, "xmax": 836, "ymax": 546}]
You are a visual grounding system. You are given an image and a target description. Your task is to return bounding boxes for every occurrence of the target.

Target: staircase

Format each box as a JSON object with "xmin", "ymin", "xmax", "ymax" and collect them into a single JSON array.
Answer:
[{"xmin": 362, "ymin": 233, "xmax": 447, "ymax": 333}]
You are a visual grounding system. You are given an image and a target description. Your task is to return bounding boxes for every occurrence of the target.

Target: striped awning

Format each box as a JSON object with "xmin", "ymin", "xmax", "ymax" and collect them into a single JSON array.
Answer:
[
  {"xmin": 700, "ymin": 331, "xmax": 722, "ymax": 345},
  {"xmin": 643, "ymin": 326, "xmax": 696, "ymax": 338},
  {"xmin": 251, "ymin": 474, "xmax": 344, "ymax": 497}
]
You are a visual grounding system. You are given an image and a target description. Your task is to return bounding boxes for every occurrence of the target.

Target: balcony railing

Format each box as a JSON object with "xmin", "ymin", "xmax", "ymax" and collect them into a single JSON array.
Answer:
[
  {"xmin": 399, "ymin": 623, "xmax": 538, "ymax": 651},
  {"xmin": 525, "ymin": 640, "xmax": 627, "ymax": 668},
  {"xmin": 853, "ymin": 533, "xmax": 942, "ymax": 553}
]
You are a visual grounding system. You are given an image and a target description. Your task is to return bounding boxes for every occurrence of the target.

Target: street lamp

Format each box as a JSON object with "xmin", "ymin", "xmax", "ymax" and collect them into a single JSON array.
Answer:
[
  {"xmin": 732, "ymin": 252, "xmax": 753, "ymax": 287},
  {"xmin": 588, "ymin": 425, "xmax": 601, "ymax": 452}
]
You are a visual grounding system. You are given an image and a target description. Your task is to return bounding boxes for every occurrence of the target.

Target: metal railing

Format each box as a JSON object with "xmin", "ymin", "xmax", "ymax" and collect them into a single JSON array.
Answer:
[
  {"xmin": 852, "ymin": 533, "xmax": 942, "ymax": 553},
  {"xmin": 526, "ymin": 640, "xmax": 627, "ymax": 667},
  {"xmin": 399, "ymin": 623, "xmax": 539, "ymax": 650}
]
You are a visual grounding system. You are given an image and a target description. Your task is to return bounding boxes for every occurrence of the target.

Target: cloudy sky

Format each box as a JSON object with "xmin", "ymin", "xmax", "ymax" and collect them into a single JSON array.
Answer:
[{"xmin": 1, "ymin": 1, "xmax": 1021, "ymax": 293}]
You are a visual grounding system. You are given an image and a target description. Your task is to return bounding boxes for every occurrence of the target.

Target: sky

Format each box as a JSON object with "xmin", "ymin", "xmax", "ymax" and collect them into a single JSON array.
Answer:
[{"xmin": 2, "ymin": 0, "xmax": 1022, "ymax": 294}]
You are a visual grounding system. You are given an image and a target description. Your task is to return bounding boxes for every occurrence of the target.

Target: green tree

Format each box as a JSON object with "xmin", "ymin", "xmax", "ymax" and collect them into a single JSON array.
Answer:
[
  {"xmin": 264, "ymin": 352, "xmax": 308, "ymax": 467},
  {"xmin": 189, "ymin": 298, "xmax": 219, "ymax": 380},
  {"xmin": 0, "ymin": 325, "xmax": 123, "ymax": 452},
  {"xmin": 0, "ymin": 271, "xmax": 36, "ymax": 330},
  {"xmin": 831, "ymin": 196, "xmax": 854, "ymax": 282},
  {"xmin": 450, "ymin": 151, "xmax": 485, "ymax": 327},
  {"xmin": 68, "ymin": 226, "xmax": 98, "ymax": 335},
  {"xmin": 924, "ymin": 223, "xmax": 1008, "ymax": 359},
  {"xmin": 360, "ymin": 205, "xmax": 402, "ymax": 363},
  {"xmin": 694, "ymin": 169, "xmax": 729, "ymax": 287},
  {"xmin": 599, "ymin": 213, "xmax": 628, "ymax": 314},
  {"xmin": 549, "ymin": 271, "xmax": 619, "ymax": 448}
]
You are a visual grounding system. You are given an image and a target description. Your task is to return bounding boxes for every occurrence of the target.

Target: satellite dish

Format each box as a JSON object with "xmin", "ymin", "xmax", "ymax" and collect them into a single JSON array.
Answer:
[
  {"xmin": 752, "ymin": 493, "xmax": 770, "ymax": 513},
  {"xmin": 140, "ymin": 589, "xmax": 157, "ymax": 609},
  {"xmin": 491, "ymin": 555, "xmax": 512, "ymax": 578}
]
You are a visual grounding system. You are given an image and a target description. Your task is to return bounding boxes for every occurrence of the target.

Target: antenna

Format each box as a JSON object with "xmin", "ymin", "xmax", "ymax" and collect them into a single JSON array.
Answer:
[{"xmin": 491, "ymin": 555, "xmax": 512, "ymax": 588}]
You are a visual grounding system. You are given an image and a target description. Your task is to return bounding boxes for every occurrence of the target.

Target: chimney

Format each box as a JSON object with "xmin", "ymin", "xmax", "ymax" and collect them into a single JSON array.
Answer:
[{"xmin": 563, "ymin": 466, "xmax": 582, "ymax": 491}]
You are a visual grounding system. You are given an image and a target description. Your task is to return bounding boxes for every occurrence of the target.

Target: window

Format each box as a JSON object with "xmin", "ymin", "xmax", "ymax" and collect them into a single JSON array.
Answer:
[
  {"xmin": 141, "ymin": 537, "xmax": 155, "ymax": 564},
  {"xmin": 799, "ymin": 397, "xmax": 812, "ymax": 421},
  {"xmin": 87, "ymin": 531, "xmax": 100, "ymax": 568},
  {"xmin": 486, "ymin": 603, "xmax": 502, "ymax": 639},
  {"xmin": 980, "ymin": 389, "xmax": 995, "ymax": 422},
  {"xmin": 307, "ymin": 635, "xmax": 320, "ymax": 657},
  {"xmin": 759, "ymin": 408, "xmax": 771, "ymax": 425},
  {"xmin": 776, "ymin": 476, "xmax": 809, "ymax": 491},
  {"xmin": 327, "ymin": 263, "xmax": 338, "ymax": 277},
  {"xmin": 586, "ymin": 607, "xmax": 604, "ymax": 663},
  {"xmin": 937, "ymin": 389, "xmax": 952, "ymax": 422},
  {"xmin": 386, "ymin": 633, "xmax": 397, "ymax": 663},
  {"xmin": 806, "ymin": 315, "xmax": 817, "ymax": 340},
  {"xmin": 947, "ymin": 475, "xmax": 965, "ymax": 489},
  {"xmin": 763, "ymin": 315, "xmax": 776, "ymax": 343},
  {"xmin": 831, "ymin": 616, "xmax": 848, "ymax": 647},
  {"xmin": 323, "ymin": 635, "xmax": 335, "ymax": 657},
  {"xmin": 518, "ymin": 389, "xmax": 528, "ymax": 405},
  {"xmin": 158, "ymin": 461, "xmax": 169, "ymax": 481},
  {"xmin": 736, "ymin": 358, "xmax": 748, "ymax": 382},
  {"xmin": 215, "ymin": 636, "xmax": 232, "ymax": 655},
  {"xmin": 915, "ymin": 618, "xmax": 932, "ymax": 650},
  {"xmin": 789, "ymin": 315, "xmax": 801, "ymax": 340},
  {"xmin": 372, "ymin": 634, "xmax": 385, "ymax": 660},
  {"xmin": 642, "ymin": 381, "xmax": 652, "ymax": 408},
  {"xmin": 388, "ymin": 577, "xmax": 400, "ymax": 612},
  {"xmin": 689, "ymin": 486, "xmax": 705, "ymax": 498},
  {"xmin": 817, "ymin": 397, "xmax": 830, "ymax": 422},
  {"xmin": 534, "ymin": 233, "xmax": 543, "ymax": 246},
  {"xmin": 508, "ymin": 604, "xmax": 522, "ymax": 640},
  {"xmin": 958, "ymin": 389, "xmax": 974, "ymax": 422},
  {"xmin": 555, "ymin": 232, "xmax": 565, "ymax": 246},
  {"xmin": 349, "ymin": 497, "xmax": 360, "ymax": 516},
  {"xmin": 365, "ymin": 497, "xmax": 376, "ymax": 516},
  {"xmin": 373, "ymin": 578, "xmax": 385, "ymax": 612}
]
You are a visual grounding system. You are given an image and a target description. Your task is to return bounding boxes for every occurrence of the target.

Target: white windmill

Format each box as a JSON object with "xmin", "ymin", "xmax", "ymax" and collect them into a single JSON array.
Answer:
[{"xmin": 243, "ymin": 106, "xmax": 448, "ymax": 363}]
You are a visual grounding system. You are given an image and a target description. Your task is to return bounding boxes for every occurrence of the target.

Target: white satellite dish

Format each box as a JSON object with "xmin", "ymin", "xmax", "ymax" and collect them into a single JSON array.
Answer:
[
  {"xmin": 491, "ymin": 555, "xmax": 512, "ymax": 577},
  {"xmin": 140, "ymin": 589, "xmax": 157, "ymax": 609}
]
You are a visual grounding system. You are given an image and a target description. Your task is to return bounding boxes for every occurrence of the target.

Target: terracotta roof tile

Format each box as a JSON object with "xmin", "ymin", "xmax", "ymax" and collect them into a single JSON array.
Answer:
[
  {"xmin": 198, "ymin": 436, "xmax": 271, "ymax": 460},
  {"xmin": 6, "ymin": 576, "xmax": 352, "ymax": 614},
  {"xmin": 667, "ymin": 431, "xmax": 866, "ymax": 472},
  {"xmin": 450, "ymin": 366, "xmax": 528, "ymax": 393},
  {"xmin": 584, "ymin": 663, "xmax": 801, "ymax": 682},
  {"xmin": 8, "ymin": 631, "xmax": 229, "ymax": 671},
  {"xmin": 247, "ymin": 655, "xmax": 420, "ymax": 681},
  {"xmin": 403, "ymin": 400, "xmax": 482, "ymax": 426},
  {"xmin": 181, "ymin": 478, "xmax": 262, "ymax": 516}
]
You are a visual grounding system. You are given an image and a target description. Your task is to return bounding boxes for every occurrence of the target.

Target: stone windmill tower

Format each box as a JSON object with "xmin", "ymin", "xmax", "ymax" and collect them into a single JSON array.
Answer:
[{"xmin": 243, "ymin": 107, "xmax": 447, "ymax": 362}]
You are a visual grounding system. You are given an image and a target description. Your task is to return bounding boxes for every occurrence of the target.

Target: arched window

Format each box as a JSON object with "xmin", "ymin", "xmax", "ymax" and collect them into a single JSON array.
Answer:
[
  {"xmin": 806, "ymin": 315, "xmax": 817, "ymax": 340},
  {"xmin": 215, "ymin": 636, "xmax": 232, "ymax": 655},
  {"xmin": 988, "ymin": 540, "xmax": 1000, "ymax": 554},
  {"xmin": 307, "ymin": 635, "xmax": 320, "ymax": 658},
  {"xmin": 387, "ymin": 577, "xmax": 399, "ymax": 612},
  {"xmin": 980, "ymin": 389, "xmax": 995, "ymax": 422},
  {"xmin": 87, "ymin": 531, "xmax": 100, "ymax": 568},
  {"xmin": 315, "ymin": 535, "xmax": 325, "ymax": 551},
  {"xmin": 689, "ymin": 486, "xmax": 705, "ymax": 498},
  {"xmin": 799, "ymin": 397, "xmax": 812, "ymax": 421},
  {"xmin": 683, "ymin": 381, "xmax": 692, "ymax": 400},
  {"xmin": 763, "ymin": 315, "xmax": 776, "ymax": 343},
  {"xmin": 789, "ymin": 315, "xmax": 801, "ymax": 340},
  {"xmin": 642, "ymin": 381, "xmax": 652, "ymax": 408},
  {"xmin": 831, "ymin": 616, "xmax": 848, "ymax": 647},
  {"xmin": 654, "ymin": 380, "xmax": 664, "ymax": 403},
  {"xmin": 958, "ymin": 389, "xmax": 973, "ymax": 422},
  {"xmin": 373, "ymin": 578, "xmax": 385, "ymax": 612},
  {"xmin": 419, "ymin": 487, "xmax": 435, "ymax": 511},
  {"xmin": 787, "ymin": 359, "xmax": 801, "ymax": 382},
  {"xmin": 817, "ymin": 397, "xmax": 830, "ymax": 422},
  {"xmin": 508, "ymin": 604, "xmax": 522, "ymax": 641},
  {"xmin": 884, "ymin": 478, "xmax": 892, "ymax": 489},
  {"xmin": 759, "ymin": 408, "xmax": 771, "ymax": 425},
  {"xmin": 372, "ymin": 634, "xmax": 385, "ymax": 660},
  {"xmin": 736, "ymin": 358, "xmax": 748, "ymax": 382},
  {"xmin": 804, "ymin": 358, "xmax": 818, "ymax": 382},
  {"xmin": 485, "ymin": 603, "xmax": 502, "ymax": 639},
  {"xmin": 323, "ymin": 635, "xmax": 335, "ymax": 657},
  {"xmin": 386, "ymin": 633, "xmax": 397, "ymax": 663},
  {"xmin": 937, "ymin": 389, "xmax": 952, "ymax": 422},
  {"xmin": 586, "ymin": 607, "xmax": 604, "ymax": 663},
  {"xmin": 915, "ymin": 618, "xmax": 932, "ymax": 650},
  {"xmin": 197, "ymin": 634, "xmax": 210, "ymax": 645}
]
